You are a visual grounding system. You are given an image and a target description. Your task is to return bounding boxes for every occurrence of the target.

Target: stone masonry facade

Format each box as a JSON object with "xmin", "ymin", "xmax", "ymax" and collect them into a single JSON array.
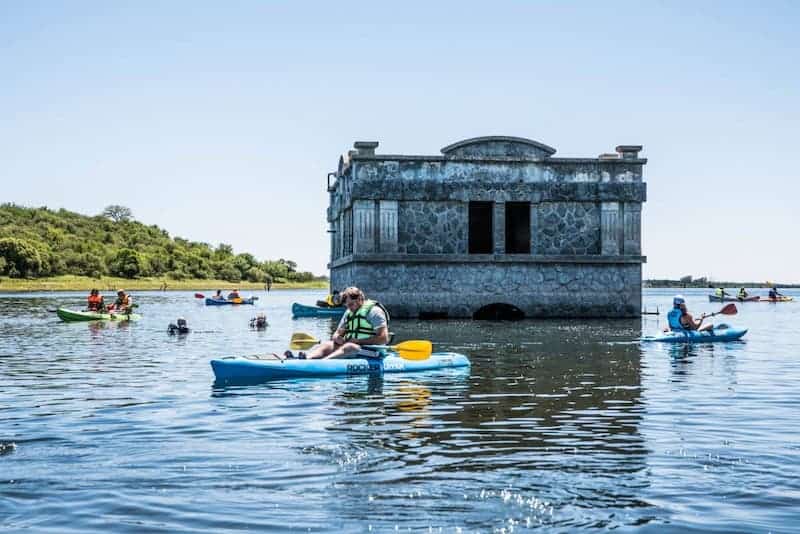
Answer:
[{"xmin": 327, "ymin": 136, "xmax": 646, "ymax": 318}]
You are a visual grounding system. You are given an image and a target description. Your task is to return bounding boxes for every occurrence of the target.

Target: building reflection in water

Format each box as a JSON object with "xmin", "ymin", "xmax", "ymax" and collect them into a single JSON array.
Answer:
[{"xmin": 324, "ymin": 317, "xmax": 651, "ymax": 519}]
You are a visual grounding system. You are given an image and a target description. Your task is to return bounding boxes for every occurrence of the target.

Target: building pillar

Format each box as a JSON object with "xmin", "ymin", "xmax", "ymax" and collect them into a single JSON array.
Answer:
[
  {"xmin": 601, "ymin": 202, "xmax": 622, "ymax": 255},
  {"xmin": 623, "ymin": 203, "xmax": 641, "ymax": 255},
  {"xmin": 352, "ymin": 200, "xmax": 375, "ymax": 254},
  {"xmin": 493, "ymin": 201, "xmax": 505, "ymax": 254},
  {"xmin": 378, "ymin": 200, "xmax": 398, "ymax": 253},
  {"xmin": 530, "ymin": 203, "xmax": 539, "ymax": 254}
]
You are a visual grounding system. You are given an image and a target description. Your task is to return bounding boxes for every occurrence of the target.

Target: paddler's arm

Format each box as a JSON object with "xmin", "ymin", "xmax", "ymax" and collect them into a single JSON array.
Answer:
[
  {"xmin": 351, "ymin": 326, "xmax": 389, "ymax": 347},
  {"xmin": 332, "ymin": 326, "xmax": 347, "ymax": 345},
  {"xmin": 694, "ymin": 313, "xmax": 707, "ymax": 328}
]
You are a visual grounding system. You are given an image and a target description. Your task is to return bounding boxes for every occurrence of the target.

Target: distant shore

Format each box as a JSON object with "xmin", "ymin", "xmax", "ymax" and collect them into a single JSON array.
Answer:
[
  {"xmin": 645, "ymin": 279, "xmax": 800, "ymax": 289},
  {"xmin": 0, "ymin": 275, "xmax": 328, "ymax": 292}
]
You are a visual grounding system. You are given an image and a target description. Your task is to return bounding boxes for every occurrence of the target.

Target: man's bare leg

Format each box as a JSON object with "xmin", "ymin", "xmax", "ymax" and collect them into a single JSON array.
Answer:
[
  {"xmin": 306, "ymin": 340, "xmax": 337, "ymax": 359},
  {"xmin": 323, "ymin": 342, "xmax": 362, "ymax": 359}
]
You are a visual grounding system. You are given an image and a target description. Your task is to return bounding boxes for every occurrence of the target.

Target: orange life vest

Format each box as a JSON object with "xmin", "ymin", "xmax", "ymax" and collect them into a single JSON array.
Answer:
[{"xmin": 87, "ymin": 294, "xmax": 103, "ymax": 310}]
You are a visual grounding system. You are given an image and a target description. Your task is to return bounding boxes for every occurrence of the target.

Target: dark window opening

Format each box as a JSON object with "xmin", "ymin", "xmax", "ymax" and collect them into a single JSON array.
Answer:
[
  {"xmin": 419, "ymin": 311, "xmax": 449, "ymax": 320},
  {"xmin": 505, "ymin": 202, "xmax": 531, "ymax": 254},
  {"xmin": 473, "ymin": 303, "xmax": 526, "ymax": 321},
  {"xmin": 469, "ymin": 201, "xmax": 493, "ymax": 254}
]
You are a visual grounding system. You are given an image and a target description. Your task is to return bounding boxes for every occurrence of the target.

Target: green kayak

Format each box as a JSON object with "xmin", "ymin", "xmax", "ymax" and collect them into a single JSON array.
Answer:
[{"xmin": 56, "ymin": 308, "xmax": 141, "ymax": 322}]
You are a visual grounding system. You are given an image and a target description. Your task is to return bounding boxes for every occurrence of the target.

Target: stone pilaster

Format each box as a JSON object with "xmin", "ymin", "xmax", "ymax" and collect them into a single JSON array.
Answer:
[
  {"xmin": 379, "ymin": 200, "xmax": 398, "ymax": 253},
  {"xmin": 601, "ymin": 202, "xmax": 622, "ymax": 255},
  {"xmin": 530, "ymin": 203, "xmax": 539, "ymax": 254},
  {"xmin": 623, "ymin": 203, "xmax": 641, "ymax": 255},
  {"xmin": 352, "ymin": 200, "xmax": 375, "ymax": 254},
  {"xmin": 493, "ymin": 201, "xmax": 505, "ymax": 254}
]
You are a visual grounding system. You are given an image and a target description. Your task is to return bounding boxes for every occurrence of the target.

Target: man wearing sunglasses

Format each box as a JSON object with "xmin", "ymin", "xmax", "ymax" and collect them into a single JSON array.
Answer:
[{"xmin": 304, "ymin": 287, "xmax": 390, "ymax": 359}]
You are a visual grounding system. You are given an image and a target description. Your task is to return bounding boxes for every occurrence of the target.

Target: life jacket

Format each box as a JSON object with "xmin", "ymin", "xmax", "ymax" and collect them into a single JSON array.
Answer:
[
  {"xmin": 325, "ymin": 294, "xmax": 335, "ymax": 307},
  {"xmin": 715, "ymin": 288, "xmax": 724, "ymax": 297},
  {"xmin": 87, "ymin": 294, "xmax": 103, "ymax": 310},
  {"xmin": 115, "ymin": 294, "xmax": 130, "ymax": 307},
  {"xmin": 667, "ymin": 307, "xmax": 685, "ymax": 331},
  {"xmin": 738, "ymin": 289, "xmax": 747, "ymax": 298},
  {"xmin": 344, "ymin": 300, "xmax": 389, "ymax": 341}
]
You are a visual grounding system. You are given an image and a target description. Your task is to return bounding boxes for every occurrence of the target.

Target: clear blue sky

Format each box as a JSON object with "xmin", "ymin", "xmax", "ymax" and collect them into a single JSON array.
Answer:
[{"xmin": 2, "ymin": 1, "xmax": 798, "ymax": 281}]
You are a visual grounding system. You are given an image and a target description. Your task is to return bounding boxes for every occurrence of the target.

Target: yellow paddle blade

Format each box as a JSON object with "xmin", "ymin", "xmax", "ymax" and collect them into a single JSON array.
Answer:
[
  {"xmin": 290, "ymin": 331, "xmax": 319, "ymax": 350},
  {"xmin": 291, "ymin": 332, "xmax": 318, "ymax": 342},
  {"xmin": 390, "ymin": 340, "xmax": 432, "ymax": 361}
]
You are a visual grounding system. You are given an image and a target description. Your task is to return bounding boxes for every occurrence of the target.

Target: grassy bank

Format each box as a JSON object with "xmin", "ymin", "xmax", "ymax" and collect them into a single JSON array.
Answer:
[{"xmin": 0, "ymin": 275, "xmax": 328, "ymax": 292}]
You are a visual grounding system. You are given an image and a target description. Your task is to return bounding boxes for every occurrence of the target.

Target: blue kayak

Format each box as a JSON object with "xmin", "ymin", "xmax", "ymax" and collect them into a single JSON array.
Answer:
[
  {"xmin": 291, "ymin": 302, "xmax": 344, "ymax": 318},
  {"xmin": 206, "ymin": 297, "xmax": 256, "ymax": 306},
  {"xmin": 643, "ymin": 325, "xmax": 747, "ymax": 343},
  {"xmin": 211, "ymin": 351, "xmax": 470, "ymax": 384}
]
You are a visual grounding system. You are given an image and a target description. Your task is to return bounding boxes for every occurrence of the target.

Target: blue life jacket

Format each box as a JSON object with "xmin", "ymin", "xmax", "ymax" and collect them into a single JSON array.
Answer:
[{"xmin": 667, "ymin": 307, "xmax": 685, "ymax": 331}]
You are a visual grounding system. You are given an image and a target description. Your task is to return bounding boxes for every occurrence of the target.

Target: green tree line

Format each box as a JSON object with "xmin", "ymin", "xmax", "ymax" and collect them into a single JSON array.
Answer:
[{"xmin": 0, "ymin": 204, "xmax": 320, "ymax": 283}]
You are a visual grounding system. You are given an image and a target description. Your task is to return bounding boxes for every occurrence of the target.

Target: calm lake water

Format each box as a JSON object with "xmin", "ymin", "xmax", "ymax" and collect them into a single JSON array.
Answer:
[{"xmin": 1, "ymin": 288, "xmax": 799, "ymax": 532}]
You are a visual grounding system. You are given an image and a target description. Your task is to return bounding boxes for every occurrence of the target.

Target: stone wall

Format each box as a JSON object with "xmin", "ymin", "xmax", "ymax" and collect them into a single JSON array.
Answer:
[
  {"xmin": 398, "ymin": 201, "xmax": 466, "ymax": 254},
  {"xmin": 331, "ymin": 260, "xmax": 642, "ymax": 318},
  {"xmin": 536, "ymin": 202, "xmax": 600, "ymax": 255}
]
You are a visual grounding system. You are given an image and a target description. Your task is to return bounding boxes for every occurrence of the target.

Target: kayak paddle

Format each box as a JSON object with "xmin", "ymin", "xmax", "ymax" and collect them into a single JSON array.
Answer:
[
  {"xmin": 195, "ymin": 293, "xmax": 205, "ymax": 299},
  {"xmin": 289, "ymin": 332, "xmax": 433, "ymax": 360},
  {"xmin": 290, "ymin": 332, "xmax": 319, "ymax": 350},
  {"xmin": 705, "ymin": 303, "xmax": 737, "ymax": 318},
  {"xmin": 365, "ymin": 340, "xmax": 433, "ymax": 361}
]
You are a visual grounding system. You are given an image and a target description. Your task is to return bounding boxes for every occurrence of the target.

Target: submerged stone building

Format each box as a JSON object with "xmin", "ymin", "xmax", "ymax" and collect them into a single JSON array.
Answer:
[{"xmin": 327, "ymin": 136, "xmax": 646, "ymax": 318}]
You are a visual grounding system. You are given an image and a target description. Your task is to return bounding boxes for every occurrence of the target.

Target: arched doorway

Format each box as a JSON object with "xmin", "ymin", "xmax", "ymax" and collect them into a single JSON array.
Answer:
[{"xmin": 473, "ymin": 303, "xmax": 525, "ymax": 321}]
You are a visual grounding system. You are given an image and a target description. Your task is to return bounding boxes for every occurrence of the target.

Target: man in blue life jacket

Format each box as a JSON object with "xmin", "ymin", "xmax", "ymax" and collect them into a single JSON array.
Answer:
[
  {"xmin": 303, "ymin": 286, "xmax": 390, "ymax": 360},
  {"xmin": 666, "ymin": 295, "xmax": 713, "ymax": 332}
]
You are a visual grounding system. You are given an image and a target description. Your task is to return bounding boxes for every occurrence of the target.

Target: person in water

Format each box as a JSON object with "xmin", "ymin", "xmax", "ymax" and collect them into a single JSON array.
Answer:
[
  {"xmin": 299, "ymin": 287, "xmax": 390, "ymax": 360},
  {"xmin": 666, "ymin": 295, "xmax": 713, "ymax": 332},
  {"xmin": 87, "ymin": 289, "xmax": 106, "ymax": 312},
  {"xmin": 109, "ymin": 289, "xmax": 133, "ymax": 314},
  {"xmin": 250, "ymin": 313, "xmax": 268, "ymax": 329},
  {"xmin": 168, "ymin": 317, "xmax": 189, "ymax": 335}
]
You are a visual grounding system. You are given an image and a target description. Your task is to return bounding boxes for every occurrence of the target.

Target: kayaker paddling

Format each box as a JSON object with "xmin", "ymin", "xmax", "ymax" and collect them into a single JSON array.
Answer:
[
  {"xmin": 737, "ymin": 287, "xmax": 749, "ymax": 300},
  {"xmin": 714, "ymin": 287, "xmax": 729, "ymax": 300},
  {"xmin": 108, "ymin": 289, "xmax": 133, "ymax": 315},
  {"xmin": 300, "ymin": 287, "xmax": 390, "ymax": 360},
  {"xmin": 316, "ymin": 290, "xmax": 342, "ymax": 308},
  {"xmin": 87, "ymin": 289, "xmax": 106, "ymax": 312},
  {"xmin": 768, "ymin": 285, "xmax": 783, "ymax": 300},
  {"xmin": 666, "ymin": 295, "xmax": 713, "ymax": 333}
]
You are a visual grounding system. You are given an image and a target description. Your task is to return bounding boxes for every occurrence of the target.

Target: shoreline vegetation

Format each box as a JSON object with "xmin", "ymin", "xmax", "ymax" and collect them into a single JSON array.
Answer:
[
  {"xmin": 0, "ymin": 275, "xmax": 327, "ymax": 292},
  {"xmin": 0, "ymin": 204, "xmax": 324, "ymax": 289}
]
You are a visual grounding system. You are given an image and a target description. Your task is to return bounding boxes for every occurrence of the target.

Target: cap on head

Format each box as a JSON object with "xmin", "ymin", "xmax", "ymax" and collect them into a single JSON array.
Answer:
[
  {"xmin": 117, "ymin": 289, "xmax": 125, "ymax": 295},
  {"xmin": 673, "ymin": 295, "xmax": 685, "ymax": 307}
]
